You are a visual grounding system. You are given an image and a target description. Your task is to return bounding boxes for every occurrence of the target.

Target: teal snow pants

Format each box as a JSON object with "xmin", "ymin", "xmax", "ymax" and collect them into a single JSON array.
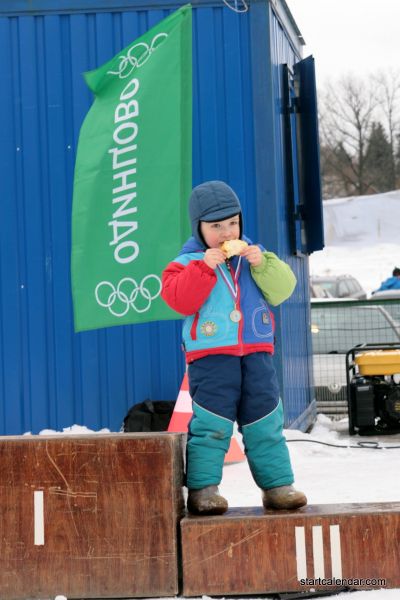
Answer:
[{"xmin": 186, "ymin": 353, "xmax": 294, "ymax": 490}]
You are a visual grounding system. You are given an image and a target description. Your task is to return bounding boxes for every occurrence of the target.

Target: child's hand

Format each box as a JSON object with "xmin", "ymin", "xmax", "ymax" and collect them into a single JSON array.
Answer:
[
  {"xmin": 203, "ymin": 249, "xmax": 226, "ymax": 270},
  {"xmin": 241, "ymin": 245, "xmax": 263, "ymax": 267}
]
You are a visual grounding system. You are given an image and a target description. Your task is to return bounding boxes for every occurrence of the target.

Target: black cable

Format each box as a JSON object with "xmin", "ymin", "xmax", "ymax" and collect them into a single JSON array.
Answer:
[{"xmin": 287, "ymin": 438, "xmax": 400, "ymax": 450}]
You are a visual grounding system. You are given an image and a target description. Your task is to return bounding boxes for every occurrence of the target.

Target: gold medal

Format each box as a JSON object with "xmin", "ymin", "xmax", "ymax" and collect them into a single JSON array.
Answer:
[{"xmin": 230, "ymin": 309, "xmax": 242, "ymax": 322}]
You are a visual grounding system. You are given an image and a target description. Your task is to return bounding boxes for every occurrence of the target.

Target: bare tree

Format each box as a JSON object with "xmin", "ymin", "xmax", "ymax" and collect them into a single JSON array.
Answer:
[
  {"xmin": 318, "ymin": 70, "xmax": 400, "ymax": 198},
  {"xmin": 372, "ymin": 69, "xmax": 400, "ymax": 190},
  {"xmin": 319, "ymin": 76, "xmax": 378, "ymax": 197}
]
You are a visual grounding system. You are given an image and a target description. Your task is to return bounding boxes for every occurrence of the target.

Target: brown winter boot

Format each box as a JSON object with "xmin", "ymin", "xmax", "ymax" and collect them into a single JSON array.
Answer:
[
  {"xmin": 262, "ymin": 485, "xmax": 307, "ymax": 510},
  {"xmin": 187, "ymin": 485, "xmax": 228, "ymax": 515}
]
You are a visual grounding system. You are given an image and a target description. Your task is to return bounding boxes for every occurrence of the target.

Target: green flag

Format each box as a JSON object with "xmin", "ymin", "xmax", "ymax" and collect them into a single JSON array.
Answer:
[{"xmin": 71, "ymin": 5, "xmax": 192, "ymax": 332}]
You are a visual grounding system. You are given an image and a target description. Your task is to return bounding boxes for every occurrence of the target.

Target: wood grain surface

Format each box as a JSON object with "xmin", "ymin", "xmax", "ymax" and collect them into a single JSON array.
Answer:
[
  {"xmin": 0, "ymin": 433, "xmax": 184, "ymax": 599},
  {"xmin": 181, "ymin": 503, "xmax": 400, "ymax": 596}
]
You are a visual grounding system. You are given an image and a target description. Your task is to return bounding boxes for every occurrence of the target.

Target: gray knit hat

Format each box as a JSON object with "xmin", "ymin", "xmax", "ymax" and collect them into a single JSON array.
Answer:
[{"xmin": 188, "ymin": 181, "xmax": 242, "ymax": 245}]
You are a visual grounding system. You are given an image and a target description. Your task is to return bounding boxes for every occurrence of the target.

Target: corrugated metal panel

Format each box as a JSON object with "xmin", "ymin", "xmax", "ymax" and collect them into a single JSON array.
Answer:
[
  {"xmin": 266, "ymin": 3, "xmax": 314, "ymax": 424},
  {"xmin": 192, "ymin": 7, "xmax": 257, "ymax": 232},
  {"xmin": 0, "ymin": 7, "xmax": 185, "ymax": 435},
  {"xmin": 0, "ymin": 0, "xmax": 314, "ymax": 435}
]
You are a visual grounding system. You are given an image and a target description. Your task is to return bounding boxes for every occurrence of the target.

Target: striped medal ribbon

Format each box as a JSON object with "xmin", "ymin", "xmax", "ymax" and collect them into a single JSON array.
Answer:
[{"xmin": 217, "ymin": 257, "xmax": 242, "ymax": 322}]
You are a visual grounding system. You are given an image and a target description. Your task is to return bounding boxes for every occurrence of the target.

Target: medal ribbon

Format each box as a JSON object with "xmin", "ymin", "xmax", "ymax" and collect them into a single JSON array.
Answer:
[{"xmin": 217, "ymin": 257, "xmax": 242, "ymax": 304}]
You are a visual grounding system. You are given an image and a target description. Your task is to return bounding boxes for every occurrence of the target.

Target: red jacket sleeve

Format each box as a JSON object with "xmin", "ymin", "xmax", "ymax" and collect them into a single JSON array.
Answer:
[{"xmin": 161, "ymin": 260, "xmax": 217, "ymax": 316}]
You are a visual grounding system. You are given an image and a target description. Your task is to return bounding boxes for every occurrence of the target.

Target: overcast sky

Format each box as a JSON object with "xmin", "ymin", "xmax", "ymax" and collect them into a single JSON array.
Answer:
[{"xmin": 286, "ymin": 0, "xmax": 400, "ymax": 86}]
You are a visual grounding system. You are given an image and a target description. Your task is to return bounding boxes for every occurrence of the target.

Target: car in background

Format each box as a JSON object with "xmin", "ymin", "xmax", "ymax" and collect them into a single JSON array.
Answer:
[
  {"xmin": 369, "ymin": 289, "xmax": 400, "ymax": 325},
  {"xmin": 310, "ymin": 282, "xmax": 332, "ymax": 298},
  {"xmin": 311, "ymin": 274, "xmax": 367, "ymax": 300},
  {"xmin": 311, "ymin": 300, "xmax": 400, "ymax": 418}
]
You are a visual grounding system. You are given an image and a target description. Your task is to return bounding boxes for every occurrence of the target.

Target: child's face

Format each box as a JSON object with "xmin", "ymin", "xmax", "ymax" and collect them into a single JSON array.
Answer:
[{"xmin": 200, "ymin": 215, "xmax": 240, "ymax": 248}]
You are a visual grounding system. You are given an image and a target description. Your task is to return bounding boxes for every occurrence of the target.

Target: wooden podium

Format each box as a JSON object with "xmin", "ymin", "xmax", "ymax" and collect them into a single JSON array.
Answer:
[
  {"xmin": 2, "ymin": 432, "xmax": 400, "ymax": 598},
  {"xmin": 0, "ymin": 433, "xmax": 184, "ymax": 599},
  {"xmin": 181, "ymin": 503, "xmax": 400, "ymax": 596}
]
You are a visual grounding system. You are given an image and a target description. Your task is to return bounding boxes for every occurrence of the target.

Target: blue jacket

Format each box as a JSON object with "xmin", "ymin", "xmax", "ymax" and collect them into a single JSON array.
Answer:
[
  {"xmin": 376, "ymin": 276, "xmax": 400, "ymax": 291},
  {"xmin": 161, "ymin": 235, "xmax": 296, "ymax": 363}
]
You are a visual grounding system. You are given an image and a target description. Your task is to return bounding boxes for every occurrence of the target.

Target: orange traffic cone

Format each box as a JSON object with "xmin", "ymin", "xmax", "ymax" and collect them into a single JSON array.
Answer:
[
  {"xmin": 168, "ymin": 373, "xmax": 245, "ymax": 464},
  {"xmin": 167, "ymin": 372, "xmax": 192, "ymax": 432},
  {"xmin": 225, "ymin": 425, "xmax": 246, "ymax": 464}
]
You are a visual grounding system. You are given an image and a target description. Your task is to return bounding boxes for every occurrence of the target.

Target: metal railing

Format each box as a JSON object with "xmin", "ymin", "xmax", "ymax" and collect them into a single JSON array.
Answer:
[{"xmin": 310, "ymin": 298, "xmax": 400, "ymax": 420}]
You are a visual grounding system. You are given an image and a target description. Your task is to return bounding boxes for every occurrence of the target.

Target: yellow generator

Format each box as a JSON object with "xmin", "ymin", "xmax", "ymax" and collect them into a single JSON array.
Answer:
[{"xmin": 346, "ymin": 344, "xmax": 400, "ymax": 435}]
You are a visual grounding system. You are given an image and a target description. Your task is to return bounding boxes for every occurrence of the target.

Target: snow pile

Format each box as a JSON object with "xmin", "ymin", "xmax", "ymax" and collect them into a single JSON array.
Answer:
[
  {"xmin": 310, "ymin": 190, "xmax": 400, "ymax": 295},
  {"xmin": 323, "ymin": 190, "xmax": 400, "ymax": 246},
  {"xmin": 23, "ymin": 424, "xmax": 111, "ymax": 436}
]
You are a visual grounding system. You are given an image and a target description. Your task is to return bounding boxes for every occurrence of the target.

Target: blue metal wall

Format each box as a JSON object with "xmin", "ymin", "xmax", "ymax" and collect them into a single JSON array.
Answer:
[
  {"xmin": 0, "ymin": 0, "xmax": 314, "ymax": 435},
  {"xmin": 265, "ymin": 3, "xmax": 315, "ymax": 426}
]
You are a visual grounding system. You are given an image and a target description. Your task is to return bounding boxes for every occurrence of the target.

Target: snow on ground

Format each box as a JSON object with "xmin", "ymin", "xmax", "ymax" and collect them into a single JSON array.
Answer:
[
  {"xmin": 309, "ymin": 190, "xmax": 400, "ymax": 295},
  {"xmin": 322, "ymin": 190, "xmax": 400, "ymax": 248}
]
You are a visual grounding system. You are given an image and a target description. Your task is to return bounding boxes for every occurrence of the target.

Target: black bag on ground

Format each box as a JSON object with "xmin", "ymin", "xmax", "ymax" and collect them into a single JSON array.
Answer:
[{"xmin": 123, "ymin": 400, "xmax": 176, "ymax": 432}]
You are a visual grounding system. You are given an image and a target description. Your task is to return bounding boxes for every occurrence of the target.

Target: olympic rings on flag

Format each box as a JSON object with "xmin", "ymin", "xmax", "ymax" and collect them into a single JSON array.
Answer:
[
  {"xmin": 107, "ymin": 33, "xmax": 169, "ymax": 79},
  {"xmin": 95, "ymin": 275, "xmax": 162, "ymax": 317}
]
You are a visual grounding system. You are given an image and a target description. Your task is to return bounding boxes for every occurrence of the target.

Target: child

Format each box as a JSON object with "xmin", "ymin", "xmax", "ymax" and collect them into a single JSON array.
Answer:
[{"xmin": 161, "ymin": 181, "xmax": 306, "ymax": 515}]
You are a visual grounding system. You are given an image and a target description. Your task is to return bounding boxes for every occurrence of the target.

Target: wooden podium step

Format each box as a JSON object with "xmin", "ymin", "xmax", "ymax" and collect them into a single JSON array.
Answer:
[
  {"xmin": 0, "ymin": 433, "xmax": 184, "ymax": 599},
  {"xmin": 181, "ymin": 503, "xmax": 400, "ymax": 596}
]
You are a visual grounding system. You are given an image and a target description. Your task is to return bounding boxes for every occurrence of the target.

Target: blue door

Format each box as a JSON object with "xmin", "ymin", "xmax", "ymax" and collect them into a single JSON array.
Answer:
[{"xmin": 284, "ymin": 56, "xmax": 324, "ymax": 256}]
